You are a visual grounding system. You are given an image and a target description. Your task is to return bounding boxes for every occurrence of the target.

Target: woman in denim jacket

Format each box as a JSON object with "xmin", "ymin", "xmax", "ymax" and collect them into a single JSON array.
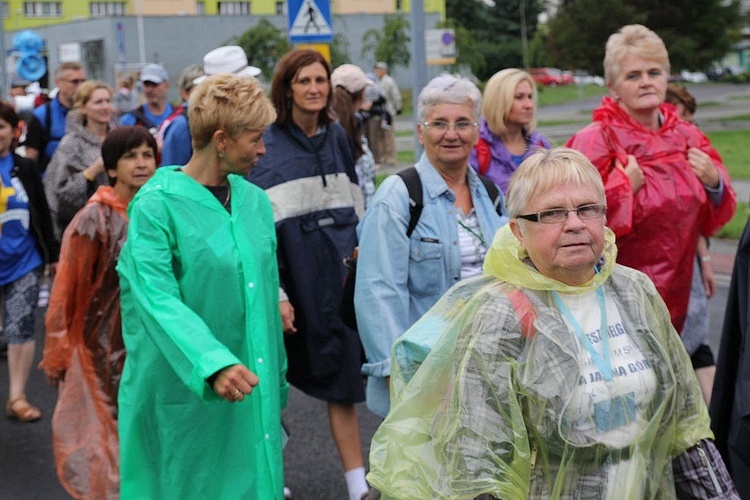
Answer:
[{"xmin": 354, "ymin": 74, "xmax": 507, "ymax": 418}]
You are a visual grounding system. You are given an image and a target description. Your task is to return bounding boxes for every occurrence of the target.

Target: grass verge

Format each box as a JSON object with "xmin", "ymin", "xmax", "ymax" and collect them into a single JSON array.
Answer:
[
  {"xmin": 706, "ymin": 130, "xmax": 750, "ymax": 178},
  {"xmin": 716, "ymin": 202, "xmax": 749, "ymax": 239}
]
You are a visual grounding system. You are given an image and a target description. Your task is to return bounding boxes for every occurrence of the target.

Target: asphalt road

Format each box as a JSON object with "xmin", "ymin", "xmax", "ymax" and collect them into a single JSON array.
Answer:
[{"xmin": 0, "ymin": 311, "xmax": 383, "ymax": 499}]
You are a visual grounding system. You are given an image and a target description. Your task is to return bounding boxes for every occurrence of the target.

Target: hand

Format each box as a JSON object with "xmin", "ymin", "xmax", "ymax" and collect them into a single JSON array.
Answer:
[
  {"xmin": 619, "ymin": 154, "xmax": 645, "ymax": 194},
  {"xmin": 212, "ymin": 364, "xmax": 259, "ymax": 403},
  {"xmin": 280, "ymin": 300, "xmax": 297, "ymax": 334},
  {"xmin": 48, "ymin": 262, "xmax": 58, "ymax": 280},
  {"xmin": 86, "ymin": 157, "xmax": 105, "ymax": 178},
  {"xmin": 701, "ymin": 260, "xmax": 717, "ymax": 298},
  {"xmin": 45, "ymin": 369, "xmax": 65, "ymax": 388},
  {"xmin": 687, "ymin": 148, "xmax": 720, "ymax": 188}
]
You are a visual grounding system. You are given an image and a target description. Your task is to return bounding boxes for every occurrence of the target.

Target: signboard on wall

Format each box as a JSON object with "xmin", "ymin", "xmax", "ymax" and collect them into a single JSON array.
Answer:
[
  {"xmin": 426, "ymin": 29, "xmax": 456, "ymax": 66},
  {"xmin": 58, "ymin": 42, "xmax": 81, "ymax": 62}
]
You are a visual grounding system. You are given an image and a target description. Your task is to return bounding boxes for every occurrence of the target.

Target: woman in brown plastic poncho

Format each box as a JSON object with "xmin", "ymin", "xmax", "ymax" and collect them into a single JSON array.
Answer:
[{"xmin": 39, "ymin": 126, "xmax": 157, "ymax": 499}]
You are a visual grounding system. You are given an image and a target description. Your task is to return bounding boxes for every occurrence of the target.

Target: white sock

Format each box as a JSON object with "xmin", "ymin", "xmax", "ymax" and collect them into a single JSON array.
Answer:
[{"xmin": 345, "ymin": 466, "xmax": 368, "ymax": 500}]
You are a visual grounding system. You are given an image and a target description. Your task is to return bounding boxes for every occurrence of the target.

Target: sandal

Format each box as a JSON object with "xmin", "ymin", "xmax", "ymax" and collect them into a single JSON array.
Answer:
[{"xmin": 6, "ymin": 396, "xmax": 41, "ymax": 422}]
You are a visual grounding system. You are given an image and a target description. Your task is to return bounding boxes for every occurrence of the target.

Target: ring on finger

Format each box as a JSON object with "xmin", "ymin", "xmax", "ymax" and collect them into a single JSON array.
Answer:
[{"xmin": 233, "ymin": 389, "xmax": 242, "ymax": 400}]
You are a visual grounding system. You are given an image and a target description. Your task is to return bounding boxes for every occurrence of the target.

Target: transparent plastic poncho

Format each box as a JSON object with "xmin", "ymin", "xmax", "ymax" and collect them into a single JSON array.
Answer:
[{"xmin": 367, "ymin": 225, "xmax": 712, "ymax": 499}]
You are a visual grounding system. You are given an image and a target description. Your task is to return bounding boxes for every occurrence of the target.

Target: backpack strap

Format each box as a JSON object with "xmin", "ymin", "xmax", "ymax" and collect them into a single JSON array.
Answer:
[
  {"xmin": 505, "ymin": 289, "xmax": 537, "ymax": 339},
  {"xmin": 396, "ymin": 167, "xmax": 423, "ymax": 238},
  {"xmin": 475, "ymin": 137, "xmax": 491, "ymax": 175},
  {"xmin": 131, "ymin": 104, "xmax": 158, "ymax": 131},
  {"xmin": 478, "ymin": 174, "xmax": 504, "ymax": 217},
  {"xmin": 397, "ymin": 167, "xmax": 504, "ymax": 237}
]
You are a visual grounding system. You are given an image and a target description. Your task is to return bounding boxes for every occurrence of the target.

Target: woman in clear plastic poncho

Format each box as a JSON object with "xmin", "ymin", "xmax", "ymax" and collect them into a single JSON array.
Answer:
[
  {"xmin": 367, "ymin": 148, "xmax": 739, "ymax": 499},
  {"xmin": 39, "ymin": 126, "xmax": 157, "ymax": 498}
]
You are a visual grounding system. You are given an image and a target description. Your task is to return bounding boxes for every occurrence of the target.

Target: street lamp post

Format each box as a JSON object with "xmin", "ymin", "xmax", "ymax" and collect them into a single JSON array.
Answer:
[
  {"xmin": 520, "ymin": 0, "xmax": 529, "ymax": 69},
  {"xmin": 410, "ymin": 0, "xmax": 427, "ymax": 157}
]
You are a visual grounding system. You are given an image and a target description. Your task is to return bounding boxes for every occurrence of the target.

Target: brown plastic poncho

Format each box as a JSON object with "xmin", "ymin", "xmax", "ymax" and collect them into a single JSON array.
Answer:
[
  {"xmin": 368, "ymin": 225, "xmax": 712, "ymax": 499},
  {"xmin": 39, "ymin": 185, "xmax": 128, "ymax": 499}
]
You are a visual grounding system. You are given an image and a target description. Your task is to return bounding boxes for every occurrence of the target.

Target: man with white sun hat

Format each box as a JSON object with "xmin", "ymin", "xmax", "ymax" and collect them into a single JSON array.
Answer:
[
  {"xmin": 159, "ymin": 46, "xmax": 262, "ymax": 168},
  {"xmin": 193, "ymin": 45, "xmax": 262, "ymax": 85}
]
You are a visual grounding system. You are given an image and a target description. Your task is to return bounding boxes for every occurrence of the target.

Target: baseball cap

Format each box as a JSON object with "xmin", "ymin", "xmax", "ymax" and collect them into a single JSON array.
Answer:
[
  {"xmin": 374, "ymin": 61, "xmax": 388, "ymax": 70},
  {"xmin": 193, "ymin": 46, "xmax": 261, "ymax": 85},
  {"xmin": 139, "ymin": 63, "xmax": 168, "ymax": 84},
  {"xmin": 331, "ymin": 64, "xmax": 374, "ymax": 94}
]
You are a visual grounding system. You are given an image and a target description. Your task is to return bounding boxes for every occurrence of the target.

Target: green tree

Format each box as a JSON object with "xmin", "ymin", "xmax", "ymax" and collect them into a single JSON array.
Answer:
[
  {"xmin": 330, "ymin": 33, "xmax": 351, "ymax": 69},
  {"xmin": 446, "ymin": 0, "xmax": 546, "ymax": 80},
  {"xmin": 437, "ymin": 19, "xmax": 486, "ymax": 77},
  {"xmin": 546, "ymin": 0, "xmax": 741, "ymax": 75},
  {"xmin": 232, "ymin": 19, "xmax": 291, "ymax": 77},
  {"xmin": 360, "ymin": 15, "xmax": 411, "ymax": 69}
]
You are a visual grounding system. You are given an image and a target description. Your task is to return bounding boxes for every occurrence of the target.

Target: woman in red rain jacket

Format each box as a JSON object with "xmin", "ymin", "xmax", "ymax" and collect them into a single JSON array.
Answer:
[{"xmin": 567, "ymin": 24, "xmax": 735, "ymax": 333}]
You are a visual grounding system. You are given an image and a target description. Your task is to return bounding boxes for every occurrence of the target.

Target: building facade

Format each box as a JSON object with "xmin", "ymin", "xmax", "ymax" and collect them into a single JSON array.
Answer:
[{"xmin": 2, "ymin": 0, "xmax": 444, "ymax": 29}]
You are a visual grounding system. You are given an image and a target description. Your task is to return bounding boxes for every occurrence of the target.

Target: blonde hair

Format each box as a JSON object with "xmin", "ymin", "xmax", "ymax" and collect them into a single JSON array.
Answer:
[
  {"xmin": 188, "ymin": 73, "xmax": 276, "ymax": 150},
  {"xmin": 506, "ymin": 148, "xmax": 605, "ymax": 218},
  {"xmin": 604, "ymin": 24, "xmax": 670, "ymax": 86},
  {"xmin": 73, "ymin": 80, "xmax": 112, "ymax": 109},
  {"xmin": 482, "ymin": 68, "xmax": 539, "ymax": 136}
]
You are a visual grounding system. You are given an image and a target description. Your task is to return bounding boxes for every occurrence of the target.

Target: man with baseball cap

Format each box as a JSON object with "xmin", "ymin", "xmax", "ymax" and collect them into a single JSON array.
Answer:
[{"xmin": 120, "ymin": 63, "xmax": 174, "ymax": 134}]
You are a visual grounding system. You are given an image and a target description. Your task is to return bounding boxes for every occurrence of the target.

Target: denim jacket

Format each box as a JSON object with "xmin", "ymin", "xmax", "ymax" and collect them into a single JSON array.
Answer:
[{"xmin": 354, "ymin": 152, "xmax": 507, "ymax": 417}]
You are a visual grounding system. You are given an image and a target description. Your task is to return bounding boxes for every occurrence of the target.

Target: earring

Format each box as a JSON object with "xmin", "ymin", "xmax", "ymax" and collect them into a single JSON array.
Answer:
[{"xmin": 218, "ymin": 150, "xmax": 224, "ymax": 158}]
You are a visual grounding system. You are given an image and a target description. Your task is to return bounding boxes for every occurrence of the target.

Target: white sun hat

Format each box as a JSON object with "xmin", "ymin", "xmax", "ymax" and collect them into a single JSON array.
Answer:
[{"xmin": 193, "ymin": 46, "xmax": 261, "ymax": 85}]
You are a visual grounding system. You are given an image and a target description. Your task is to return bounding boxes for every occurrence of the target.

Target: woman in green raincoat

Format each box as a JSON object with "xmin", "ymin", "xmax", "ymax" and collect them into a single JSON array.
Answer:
[
  {"xmin": 367, "ymin": 148, "xmax": 738, "ymax": 499},
  {"xmin": 116, "ymin": 74, "xmax": 288, "ymax": 499}
]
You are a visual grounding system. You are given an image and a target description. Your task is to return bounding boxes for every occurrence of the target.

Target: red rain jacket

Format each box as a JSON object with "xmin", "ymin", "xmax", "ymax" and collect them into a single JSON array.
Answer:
[{"xmin": 567, "ymin": 97, "xmax": 736, "ymax": 332}]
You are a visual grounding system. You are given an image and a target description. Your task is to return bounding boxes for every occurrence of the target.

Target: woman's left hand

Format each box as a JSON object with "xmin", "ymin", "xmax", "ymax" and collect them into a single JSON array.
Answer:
[
  {"xmin": 687, "ymin": 148, "xmax": 720, "ymax": 188},
  {"xmin": 212, "ymin": 364, "xmax": 259, "ymax": 403}
]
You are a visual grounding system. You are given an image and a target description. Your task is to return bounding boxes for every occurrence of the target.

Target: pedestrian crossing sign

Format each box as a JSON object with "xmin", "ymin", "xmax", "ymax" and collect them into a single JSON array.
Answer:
[{"xmin": 287, "ymin": 0, "xmax": 333, "ymax": 43}]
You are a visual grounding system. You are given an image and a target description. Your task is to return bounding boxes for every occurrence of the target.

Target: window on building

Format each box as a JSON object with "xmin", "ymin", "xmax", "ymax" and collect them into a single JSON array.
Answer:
[
  {"xmin": 275, "ymin": 1, "xmax": 284, "ymax": 15},
  {"xmin": 1, "ymin": 2, "xmax": 8, "ymax": 18},
  {"xmin": 89, "ymin": 2, "xmax": 126, "ymax": 17},
  {"xmin": 196, "ymin": 1, "xmax": 205, "ymax": 14},
  {"xmin": 395, "ymin": 0, "xmax": 403, "ymax": 11},
  {"xmin": 23, "ymin": 2, "xmax": 62, "ymax": 17},
  {"xmin": 218, "ymin": 2, "xmax": 250, "ymax": 15}
]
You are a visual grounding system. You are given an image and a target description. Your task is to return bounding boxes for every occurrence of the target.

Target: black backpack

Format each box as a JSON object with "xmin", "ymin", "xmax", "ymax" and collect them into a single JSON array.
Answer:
[{"xmin": 340, "ymin": 167, "xmax": 504, "ymax": 330}]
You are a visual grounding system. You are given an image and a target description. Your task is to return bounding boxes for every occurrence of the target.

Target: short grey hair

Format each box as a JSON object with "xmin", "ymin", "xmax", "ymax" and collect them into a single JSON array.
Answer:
[
  {"xmin": 506, "ymin": 148, "xmax": 605, "ymax": 218},
  {"xmin": 177, "ymin": 64, "xmax": 204, "ymax": 92},
  {"xmin": 417, "ymin": 73, "xmax": 482, "ymax": 123}
]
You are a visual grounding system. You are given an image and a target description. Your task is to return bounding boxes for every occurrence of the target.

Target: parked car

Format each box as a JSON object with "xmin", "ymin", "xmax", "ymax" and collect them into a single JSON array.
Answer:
[
  {"xmin": 573, "ymin": 70, "xmax": 605, "ymax": 86},
  {"xmin": 529, "ymin": 67, "xmax": 574, "ymax": 86}
]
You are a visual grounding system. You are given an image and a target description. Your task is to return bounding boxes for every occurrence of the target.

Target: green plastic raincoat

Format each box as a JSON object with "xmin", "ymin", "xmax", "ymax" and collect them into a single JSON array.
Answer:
[
  {"xmin": 368, "ymin": 225, "xmax": 712, "ymax": 499},
  {"xmin": 116, "ymin": 168, "xmax": 288, "ymax": 499}
]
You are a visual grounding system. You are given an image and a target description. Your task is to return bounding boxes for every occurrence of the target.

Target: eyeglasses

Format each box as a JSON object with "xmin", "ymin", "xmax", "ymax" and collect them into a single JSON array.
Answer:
[
  {"xmin": 63, "ymin": 78, "xmax": 86, "ymax": 85},
  {"xmin": 517, "ymin": 204, "xmax": 606, "ymax": 224},
  {"xmin": 422, "ymin": 120, "xmax": 478, "ymax": 133}
]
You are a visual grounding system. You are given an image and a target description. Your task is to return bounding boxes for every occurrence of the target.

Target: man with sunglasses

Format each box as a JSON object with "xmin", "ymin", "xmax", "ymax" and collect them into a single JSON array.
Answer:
[{"xmin": 26, "ymin": 62, "xmax": 86, "ymax": 173}]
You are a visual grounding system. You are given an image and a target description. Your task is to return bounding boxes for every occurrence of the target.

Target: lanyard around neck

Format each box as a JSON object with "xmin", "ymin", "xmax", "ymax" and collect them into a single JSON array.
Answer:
[
  {"xmin": 457, "ymin": 218, "xmax": 486, "ymax": 247},
  {"xmin": 551, "ymin": 287, "xmax": 612, "ymax": 381}
]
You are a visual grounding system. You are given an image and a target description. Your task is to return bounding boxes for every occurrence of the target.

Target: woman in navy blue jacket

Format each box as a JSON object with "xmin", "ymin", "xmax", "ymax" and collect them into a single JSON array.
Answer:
[{"xmin": 247, "ymin": 49, "xmax": 368, "ymax": 500}]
